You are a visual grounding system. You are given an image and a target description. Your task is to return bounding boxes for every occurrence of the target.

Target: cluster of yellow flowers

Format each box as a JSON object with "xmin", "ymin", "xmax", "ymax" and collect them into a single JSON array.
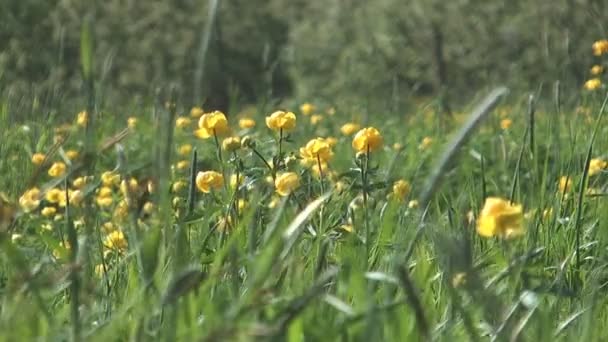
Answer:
[{"xmin": 585, "ymin": 39, "xmax": 608, "ymax": 90}]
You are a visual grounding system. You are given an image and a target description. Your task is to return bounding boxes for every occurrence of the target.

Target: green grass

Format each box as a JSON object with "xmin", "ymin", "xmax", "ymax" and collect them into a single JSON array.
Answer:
[{"xmin": 1, "ymin": 86, "xmax": 608, "ymax": 341}]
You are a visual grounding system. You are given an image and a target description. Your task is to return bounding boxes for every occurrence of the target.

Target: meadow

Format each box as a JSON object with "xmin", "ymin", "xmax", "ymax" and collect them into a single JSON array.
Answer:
[{"xmin": 2, "ymin": 4, "xmax": 608, "ymax": 341}]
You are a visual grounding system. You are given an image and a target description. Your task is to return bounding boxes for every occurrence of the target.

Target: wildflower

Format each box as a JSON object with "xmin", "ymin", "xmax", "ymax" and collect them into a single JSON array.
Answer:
[
  {"xmin": 142, "ymin": 202, "xmax": 155, "ymax": 215},
  {"xmin": 352, "ymin": 127, "xmax": 383, "ymax": 153},
  {"xmin": 300, "ymin": 103, "xmax": 316, "ymax": 116},
  {"xmin": 477, "ymin": 197, "xmax": 524, "ymax": 239},
  {"xmin": 48, "ymin": 162, "xmax": 67, "ymax": 177},
  {"xmin": 326, "ymin": 137, "xmax": 338, "ymax": 147},
  {"xmin": 104, "ymin": 230, "xmax": 128, "ymax": 253},
  {"xmin": 175, "ymin": 116, "xmax": 192, "ymax": 129},
  {"xmin": 196, "ymin": 171, "xmax": 224, "ymax": 193},
  {"xmin": 178, "ymin": 144, "xmax": 193, "ymax": 156},
  {"xmin": 310, "ymin": 114, "xmax": 323, "ymax": 125},
  {"xmin": 393, "ymin": 143, "xmax": 404, "ymax": 151},
  {"xmin": 98, "ymin": 186, "xmax": 113, "ymax": 198},
  {"xmin": 190, "ymin": 106, "xmax": 204, "ymax": 118},
  {"xmin": 120, "ymin": 178, "xmax": 140, "ymax": 198},
  {"xmin": 53, "ymin": 241, "xmax": 71, "ymax": 260},
  {"xmin": 327, "ymin": 107, "xmax": 336, "ymax": 116},
  {"xmin": 19, "ymin": 188, "xmax": 41, "ymax": 212},
  {"xmin": 558, "ymin": 176, "xmax": 572, "ymax": 194},
  {"xmin": 31, "ymin": 153, "xmax": 46, "ymax": 165},
  {"xmin": 266, "ymin": 111, "xmax": 297, "ymax": 132},
  {"xmin": 41, "ymin": 206, "xmax": 57, "ymax": 217},
  {"xmin": 300, "ymin": 138, "xmax": 333, "ymax": 166},
  {"xmin": 591, "ymin": 65, "xmax": 604, "ymax": 76},
  {"xmin": 46, "ymin": 188, "xmax": 66, "ymax": 206},
  {"xmin": 500, "ymin": 118, "xmax": 513, "ymax": 130},
  {"xmin": 101, "ymin": 171, "xmax": 120, "ymax": 187},
  {"xmin": 584, "ymin": 78, "xmax": 602, "ymax": 91},
  {"xmin": 408, "ymin": 200, "xmax": 419, "ymax": 209},
  {"xmin": 96, "ymin": 196, "xmax": 113, "ymax": 208},
  {"xmin": 95, "ymin": 264, "xmax": 107, "ymax": 277},
  {"xmin": 195, "ymin": 111, "xmax": 229, "ymax": 139},
  {"xmin": 76, "ymin": 111, "xmax": 88, "ymax": 127},
  {"xmin": 340, "ymin": 123, "xmax": 360, "ymax": 136},
  {"xmin": 451, "ymin": 272, "xmax": 467, "ymax": 288},
  {"xmin": 127, "ymin": 117, "xmax": 138, "ymax": 129},
  {"xmin": 419, "ymin": 136, "xmax": 433, "ymax": 150},
  {"xmin": 239, "ymin": 117, "xmax": 256, "ymax": 129},
  {"xmin": 222, "ymin": 136, "xmax": 241, "ymax": 152},
  {"xmin": 391, "ymin": 180, "xmax": 411, "ymax": 201},
  {"xmin": 72, "ymin": 176, "xmax": 90, "ymax": 189},
  {"xmin": 172, "ymin": 181, "xmax": 187, "ymax": 193},
  {"xmin": 592, "ymin": 39, "xmax": 608, "ymax": 56},
  {"xmin": 237, "ymin": 199, "xmax": 247, "ymax": 212},
  {"xmin": 69, "ymin": 190, "xmax": 84, "ymax": 206},
  {"xmin": 275, "ymin": 172, "xmax": 300, "ymax": 196},
  {"xmin": 241, "ymin": 135, "xmax": 254, "ymax": 149},
  {"xmin": 588, "ymin": 158, "xmax": 607, "ymax": 176},
  {"xmin": 340, "ymin": 224, "xmax": 354, "ymax": 233},
  {"xmin": 176, "ymin": 160, "xmax": 190, "ymax": 171},
  {"xmin": 66, "ymin": 150, "xmax": 79, "ymax": 160},
  {"xmin": 268, "ymin": 196, "xmax": 281, "ymax": 208},
  {"xmin": 113, "ymin": 200, "xmax": 130, "ymax": 220},
  {"xmin": 230, "ymin": 174, "xmax": 244, "ymax": 189}
]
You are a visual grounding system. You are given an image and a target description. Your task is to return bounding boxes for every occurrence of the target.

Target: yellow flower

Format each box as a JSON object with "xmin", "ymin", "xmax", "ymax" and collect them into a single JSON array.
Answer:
[
  {"xmin": 230, "ymin": 174, "xmax": 244, "ymax": 189},
  {"xmin": 31, "ymin": 153, "xmax": 46, "ymax": 165},
  {"xmin": 310, "ymin": 114, "xmax": 323, "ymax": 125},
  {"xmin": 340, "ymin": 224, "xmax": 354, "ymax": 233},
  {"xmin": 41, "ymin": 206, "xmax": 57, "ymax": 217},
  {"xmin": 48, "ymin": 162, "xmax": 67, "ymax": 178},
  {"xmin": 196, "ymin": 171, "xmax": 224, "ymax": 193},
  {"xmin": 326, "ymin": 137, "xmax": 338, "ymax": 147},
  {"xmin": 591, "ymin": 65, "xmax": 604, "ymax": 76},
  {"xmin": 96, "ymin": 196, "xmax": 113, "ymax": 208},
  {"xmin": 101, "ymin": 171, "xmax": 120, "ymax": 187},
  {"xmin": 190, "ymin": 106, "xmax": 204, "ymax": 118},
  {"xmin": 300, "ymin": 138, "xmax": 333, "ymax": 166},
  {"xmin": 419, "ymin": 136, "xmax": 433, "ymax": 150},
  {"xmin": 120, "ymin": 178, "xmax": 139, "ymax": 198},
  {"xmin": 393, "ymin": 143, "xmax": 404, "ymax": 151},
  {"xmin": 176, "ymin": 117, "xmax": 191, "ymax": 129},
  {"xmin": 341, "ymin": 123, "xmax": 361, "ymax": 136},
  {"xmin": 222, "ymin": 136, "xmax": 241, "ymax": 152},
  {"xmin": 195, "ymin": 111, "xmax": 229, "ymax": 139},
  {"xmin": 584, "ymin": 78, "xmax": 602, "ymax": 91},
  {"xmin": 98, "ymin": 186, "xmax": 113, "ymax": 198},
  {"xmin": 127, "ymin": 117, "xmax": 138, "ymax": 129},
  {"xmin": 352, "ymin": 127, "xmax": 383, "ymax": 153},
  {"xmin": 500, "ymin": 118, "xmax": 513, "ymax": 130},
  {"xmin": 300, "ymin": 103, "xmax": 316, "ymax": 116},
  {"xmin": 46, "ymin": 188, "xmax": 66, "ymax": 206},
  {"xmin": 239, "ymin": 117, "xmax": 256, "ymax": 129},
  {"xmin": 172, "ymin": 181, "xmax": 187, "ymax": 193},
  {"xmin": 592, "ymin": 39, "xmax": 608, "ymax": 56},
  {"xmin": 407, "ymin": 200, "xmax": 419, "ymax": 209},
  {"xmin": 451, "ymin": 272, "xmax": 467, "ymax": 288},
  {"xmin": 477, "ymin": 197, "xmax": 524, "ymax": 239},
  {"xmin": 176, "ymin": 160, "xmax": 190, "ymax": 171},
  {"xmin": 66, "ymin": 150, "xmax": 79, "ymax": 160},
  {"xmin": 76, "ymin": 111, "xmax": 88, "ymax": 127},
  {"xmin": 275, "ymin": 172, "xmax": 300, "ymax": 196},
  {"xmin": 69, "ymin": 190, "xmax": 84, "ymax": 207},
  {"xmin": 19, "ymin": 188, "xmax": 41, "ymax": 212},
  {"xmin": 178, "ymin": 144, "xmax": 193, "ymax": 156},
  {"xmin": 265, "ymin": 111, "xmax": 297, "ymax": 132},
  {"xmin": 326, "ymin": 107, "xmax": 336, "ymax": 116},
  {"xmin": 104, "ymin": 230, "xmax": 128, "ymax": 253},
  {"xmin": 142, "ymin": 202, "xmax": 155, "ymax": 215},
  {"xmin": 558, "ymin": 176, "xmax": 572, "ymax": 194},
  {"xmin": 588, "ymin": 158, "xmax": 607, "ymax": 176},
  {"xmin": 391, "ymin": 180, "xmax": 411, "ymax": 201}
]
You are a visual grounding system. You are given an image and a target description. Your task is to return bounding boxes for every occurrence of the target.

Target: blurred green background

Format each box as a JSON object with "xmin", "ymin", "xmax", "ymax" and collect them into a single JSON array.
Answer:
[{"xmin": 1, "ymin": 0, "xmax": 607, "ymax": 111}]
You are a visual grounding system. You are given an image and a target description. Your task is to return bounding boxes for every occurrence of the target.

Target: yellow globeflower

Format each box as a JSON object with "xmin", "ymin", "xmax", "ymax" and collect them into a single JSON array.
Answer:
[
  {"xmin": 66, "ymin": 150, "xmax": 79, "ymax": 161},
  {"xmin": 558, "ymin": 176, "xmax": 572, "ymax": 194},
  {"xmin": 222, "ymin": 136, "xmax": 241, "ymax": 152},
  {"xmin": 175, "ymin": 116, "xmax": 192, "ymax": 129},
  {"xmin": 310, "ymin": 114, "xmax": 323, "ymax": 125},
  {"xmin": 195, "ymin": 111, "xmax": 229, "ymax": 139},
  {"xmin": 591, "ymin": 65, "xmax": 604, "ymax": 76},
  {"xmin": 101, "ymin": 171, "xmax": 120, "ymax": 187},
  {"xmin": 178, "ymin": 144, "xmax": 193, "ymax": 156},
  {"xmin": 127, "ymin": 117, "xmax": 138, "ymax": 129},
  {"xmin": 341, "ymin": 123, "xmax": 361, "ymax": 136},
  {"xmin": 76, "ymin": 111, "xmax": 88, "ymax": 127},
  {"xmin": 592, "ymin": 39, "xmax": 608, "ymax": 56},
  {"xmin": 392, "ymin": 180, "xmax": 411, "ymax": 201},
  {"xmin": 196, "ymin": 171, "xmax": 224, "ymax": 193},
  {"xmin": 31, "ymin": 153, "xmax": 46, "ymax": 165},
  {"xmin": 176, "ymin": 160, "xmax": 190, "ymax": 171},
  {"xmin": 275, "ymin": 172, "xmax": 300, "ymax": 197},
  {"xmin": 41, "ymin": 206, "xmax": 57, "ymax": 217},
  {"xmin": 69, "ymin": 190, "xmax": 84, "ymax": 207},
  {"xmin": 104, "ymin": 230, "xmax": 128, "ymax": 253},
  {"xmin": 190, "ymin": 106, "xmax": 204, "ymax": 118},
  {"xmin": 588, "ymin": 158, "xmax": 607, "ymax": 176},
  {"xmin": 265, "ymin": 111, "xmax": 297, "ymax": 132},
  {"xmin": 477, "ymin": 197, "xmax": 524, "ymax": 239},
  {"xmin": 230, "ymin": 174, "xmax": 244, "ymax": 189},
  {"xmin": 300, "ymin": 102, "xmax": 316, "ymax": 116},
  {"xmin": 500, "ymin": 118, "xmax": 513, "ymax": 130},
  {"xmin": 239, "ymin": 117, "xmax": 256, "ymax": 129},
  {"xmin": 19, "ymin": 188, "xmax": 41, "ymax": 212},
  {"xmin": 352, "ymin": 127, "xmax": 383, "ymax": 153},
  {"xmin": 584, "ymin": 78, "xmax": 602, "ymax": 91},
  {"xmin": 300, "ymin": 138, "xmax": 333, "ymax": 166},
  {"xmin": 48, "ymin": 162, "xmax": 67, "ymax": 177},
  {"xmin": 419, "ymin": 136, "xmax": 433, "ymax": 150}
]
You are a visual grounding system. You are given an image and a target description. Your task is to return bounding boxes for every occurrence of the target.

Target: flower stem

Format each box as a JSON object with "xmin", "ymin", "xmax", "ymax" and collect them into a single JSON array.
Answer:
[{"xmin": 361, "ymin": 145, "xmax": 371, "ymax": 269}]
